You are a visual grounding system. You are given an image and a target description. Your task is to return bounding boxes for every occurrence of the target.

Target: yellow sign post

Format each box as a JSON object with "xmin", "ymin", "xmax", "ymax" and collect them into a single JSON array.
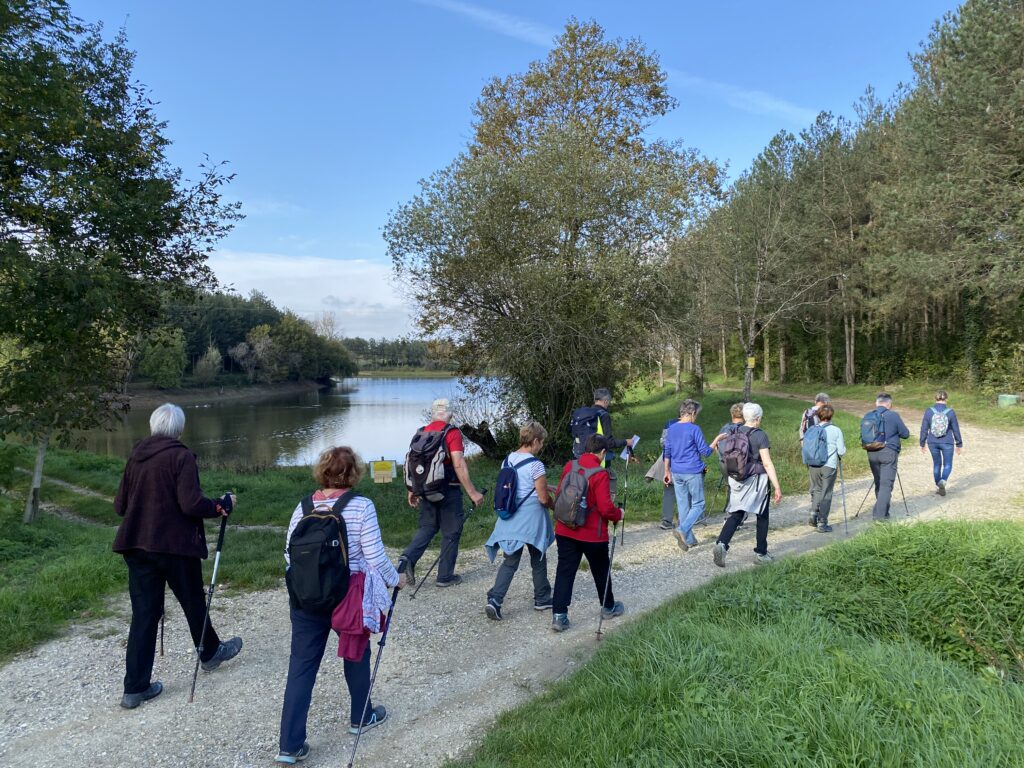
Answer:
[
  {"xmin": 370, "ymin": 459, "xmax": 397, "ymax": 484},
  {"xmin": 746, "ymin": 356, "xmax": 756, "ymax": 369}
]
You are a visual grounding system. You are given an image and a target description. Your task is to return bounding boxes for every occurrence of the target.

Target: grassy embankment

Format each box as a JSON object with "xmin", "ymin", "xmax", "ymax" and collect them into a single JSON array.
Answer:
[
  {"xmin": 449, "ymin": 521, "xmax": 1024, "ymax": 768},
  {"xmin": 0, "ymin": 387, "xmax": 865, "ymax": 662}
]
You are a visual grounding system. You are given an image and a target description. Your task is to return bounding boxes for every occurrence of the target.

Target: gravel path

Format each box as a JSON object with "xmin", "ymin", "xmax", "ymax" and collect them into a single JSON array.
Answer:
[{"xmin": 1, "ymin": 413, "xmax": 1021, "ymax": 768}]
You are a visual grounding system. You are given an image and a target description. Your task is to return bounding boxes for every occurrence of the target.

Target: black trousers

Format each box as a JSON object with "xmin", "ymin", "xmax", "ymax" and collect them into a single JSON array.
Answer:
[
  {"xmin": 123, "ymin": 549, "xmax": 221, "ymax": 694},
  {"xmin": 716, "ymin": 492, "xmax": 771, "ymax": 555},
  {"xmin": 552, "ymin": 535, "xmax": 615, "ymax": 615},
  {"xmin": 402, "ymin": 485, "xmax": 464, "ymax": 582}
]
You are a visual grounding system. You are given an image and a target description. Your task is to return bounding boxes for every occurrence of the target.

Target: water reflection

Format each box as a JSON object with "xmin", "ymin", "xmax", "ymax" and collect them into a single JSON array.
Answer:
[{"xmin": 81, "ymin": 377, "xmax": 475, "ymax": 466}]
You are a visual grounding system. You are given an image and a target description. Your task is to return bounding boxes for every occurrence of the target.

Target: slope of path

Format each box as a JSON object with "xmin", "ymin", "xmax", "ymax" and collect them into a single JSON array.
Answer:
[{"xmin": 1, "ymin": 418, "xmax": 1021, "ymax": 768}]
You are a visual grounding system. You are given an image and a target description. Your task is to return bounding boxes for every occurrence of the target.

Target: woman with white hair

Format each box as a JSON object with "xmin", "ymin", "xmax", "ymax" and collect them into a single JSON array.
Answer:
[
  {"xmin": 712, "ymin": 402, "xmax": 783, "ymax": 567},
  {"xmin": 112, "ymin": 403, "xmax": 242, "ymax": 710}
]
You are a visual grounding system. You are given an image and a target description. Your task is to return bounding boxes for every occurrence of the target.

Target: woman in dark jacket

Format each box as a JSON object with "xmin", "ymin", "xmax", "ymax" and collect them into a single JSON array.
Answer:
[{"xmin": 113, "ymin": 403, "xmax": 242, "ymax": 709}]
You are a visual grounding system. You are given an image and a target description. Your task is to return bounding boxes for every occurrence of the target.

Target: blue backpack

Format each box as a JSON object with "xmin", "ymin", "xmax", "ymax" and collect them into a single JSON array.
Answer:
[
  {"xmin": 494, "ymin": 455, "xmax": 541, "ymax": 520},
  {"xmin": 801, "ymin": 424, "xmax": 830, "ymax": 467},
  {"xmin": 860, "ymin": 409, "xmax": 886, "ymax": 451}
]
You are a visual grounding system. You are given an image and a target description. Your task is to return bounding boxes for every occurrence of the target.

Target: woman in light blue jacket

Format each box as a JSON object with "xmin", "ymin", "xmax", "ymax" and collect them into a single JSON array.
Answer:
[
  {"xmin": 484, "ymin": 421, "xmax": 555, "ymax": 621},
  {"xmin": 808, "ymin": 404, "xmax": 846, "ymax": 533}
]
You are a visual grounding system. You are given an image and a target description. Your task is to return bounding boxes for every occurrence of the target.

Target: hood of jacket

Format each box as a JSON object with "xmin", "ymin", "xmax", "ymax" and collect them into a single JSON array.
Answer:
[{"xmin": 131, "ymin": 435, "xmax": 187, "ymax": 463}]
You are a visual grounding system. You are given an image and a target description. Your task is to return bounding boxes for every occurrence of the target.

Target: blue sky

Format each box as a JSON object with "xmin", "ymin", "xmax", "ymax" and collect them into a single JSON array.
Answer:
[{"xmin": 74, "ymin": 0, "xmax": 959, "ymax": 337}]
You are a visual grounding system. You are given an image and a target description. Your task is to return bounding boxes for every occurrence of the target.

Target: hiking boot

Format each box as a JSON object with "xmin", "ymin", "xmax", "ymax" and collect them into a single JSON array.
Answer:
[
  {"xmin": 937, "ymin": 480, "xmax": 947, "ymax": 496},
  {"xmin": 755, "ymin": 552, "xmax": 775, "ymax": 564},
  {"xmin": 533, "ymin": 598, "xmax": 553, "ymax": 611},
  {"xmin": 712, "ymin": 542, "xmax": 727, "ymax": 568},
  {"xmin": 672, "ymin": 530, "xmax": 689, "ymax": 552},
  {"xmin": 808, "ymin": 515, "xmax": 818, "ymax": 527},
  {"xmin": 405, "ymin": 559, "xmax": 417, "ymax": 587},
  {"xmin": 659, "ymin": 521, "xmax": 674, "ymax": 530},
  {"xmin": 485, "ymin": 598, "xmax": 502, "ymax": 621},
  {"xmin": 436, "ymin": 574, "xmax": 463, "ymax": 587},
  {"xmin": 120, "ymin": 681, "xmax": 163, "ymax": 709},
  {"xmin": 816, "ymin": 524, "xmax": 834, "ymax": 533},
  {"xmin": 201, "ymin": 636, "xmax": 242, "ymax": 671},
  {"xmin": 349, "ymin": 705, "xmax": 388, "ymax": 734},
  {"xmin": 275, "ymin": 742, "xmax": 310, "ymax": 764},
  {"xmin": 601, "ymin": 601, "xmax": 625, "ymax": 619},
  {"xmin": 551, "ymin": 613, "xmax": 570, "ymax": 632}
]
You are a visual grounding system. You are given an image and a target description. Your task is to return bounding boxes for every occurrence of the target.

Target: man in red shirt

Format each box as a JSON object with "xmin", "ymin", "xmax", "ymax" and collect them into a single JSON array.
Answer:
[
  {"xmin": 551, "ymin": 434, "xmax": 625, "ymax": 632},
  {"xmin": 402, "ymin": 399, "xmax": 484, "ymax": 587}
]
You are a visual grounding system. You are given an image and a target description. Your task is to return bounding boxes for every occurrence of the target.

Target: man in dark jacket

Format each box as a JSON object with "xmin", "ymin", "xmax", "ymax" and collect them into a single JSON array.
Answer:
[
  {"xmin": 865, "ymin": 393, "xmax": 911, "ymax": 520},
  {"xmin": 113, "ymin": 403, "xmax": 242, "ymax": 709},
  {"xmin": 569, "ymin": 388, "xmax": 635, "ymax": 466}
]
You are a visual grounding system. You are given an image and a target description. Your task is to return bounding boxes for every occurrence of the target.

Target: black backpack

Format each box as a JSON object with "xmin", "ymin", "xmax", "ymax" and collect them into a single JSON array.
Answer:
[
  {"xmin": 404, "ymin": 425, "xmax": 455, "ymax": 502},
  {"xmin": 286, "ymin": 492, "xmax": 353, "ymax": 614},
  {"xmin": 569, "ymin": 406, "xmax": 601, "ymax": 459},
  {"xmin": 719, "ymin": 427, "xmax": 757, "ymax": 481}
]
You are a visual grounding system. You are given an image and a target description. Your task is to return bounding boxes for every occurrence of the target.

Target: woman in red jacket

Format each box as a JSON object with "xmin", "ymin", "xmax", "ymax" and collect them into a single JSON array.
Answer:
[{"xmin": 551, "ymin": 434, "xmax": 625, "ymax": 632}]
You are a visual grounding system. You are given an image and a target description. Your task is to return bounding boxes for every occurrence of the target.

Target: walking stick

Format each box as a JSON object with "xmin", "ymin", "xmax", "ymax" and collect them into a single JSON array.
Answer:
[
  {"xmin": 838, "ymin": 458, "xmax": 849, "ymax": 536},
  {"xmin": 347, "ymin": 558, "xmax": 407, "ymax": 768},
  {"xmin": 853, "ymin": 482, "xmax": 873, "ymax": 519},
  {"xmin": 620, "ymin": 457, "xmax": 628, "ymax": 548},
  {"xmin": 597, "ymin": 475, "xmax": 626, "ymax": 641},
  {"xmin": 895, "ymin": 469, "xmax": 911, "ymax": 517},
  {"xmin": 159, "ymin": 603, "xmax": 165, "ymax": 657},
  {"xmin": 409, "ymin": 490, "xmax": 486, "ymax": 600},
  {"xmin": 188, "ymin": 507, "xmax": 230, "ymax": 704}
]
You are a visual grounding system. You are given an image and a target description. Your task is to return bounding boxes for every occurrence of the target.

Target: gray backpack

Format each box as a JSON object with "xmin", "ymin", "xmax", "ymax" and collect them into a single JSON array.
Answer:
[{"xmin": 553, "ymin": 461, "xmax": 604, "ymax": 529}]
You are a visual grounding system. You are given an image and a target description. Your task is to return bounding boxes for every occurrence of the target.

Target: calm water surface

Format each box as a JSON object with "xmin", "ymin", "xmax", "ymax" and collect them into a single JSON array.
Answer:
[{"xmin": 82, "ymin": 377, "xmax": 476, "ymax": 466}]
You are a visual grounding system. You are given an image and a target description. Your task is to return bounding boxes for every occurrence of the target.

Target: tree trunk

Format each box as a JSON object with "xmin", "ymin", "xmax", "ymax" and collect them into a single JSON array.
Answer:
[
  {"xmin": 459, "ymin": 421, "xmax": 503, "ymax": 461},
  {"xmin": 674, "ymin": 348, "xmax": 682, "ymax": 393},
  {"xmin": 720, "ymin": 328, "xmax": 728, "ymax": 379},
  {"xmin": 656, "ymin": 359, "xmax": 664, "ymax": 389},
  {"xmin": 762, "ymin": 332, "xmax": 770, "ymax": 383},
  {"xmin": 23, "ymin": 431, "xmax": 50, "ymax": 524},
  {"xmin": 743, "ymin": 348, "xmax": 754, "ymax": 402},
  {"xmin": 693, "ymin": 336, "xmax": 705, "ymax": 395},
  {"xmin": 779, "ymin": 341, "xmax": 787, "ymax": 382},
  {"xmin": 824, "ymin": 314, "xmax": 834, "ymax": 385}
]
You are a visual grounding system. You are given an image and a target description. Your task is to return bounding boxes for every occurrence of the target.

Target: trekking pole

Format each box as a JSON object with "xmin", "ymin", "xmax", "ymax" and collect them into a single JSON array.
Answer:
[
  {"xmin": 159, "ymin": 603, "xmax": 165, "ymax": 657},
  {"xmin": 895, "ymin": 469, "xmax": 911, "ymax": 517},
  {"xmin": 188, "ymin": 502, "xmax": 231, "ymax": 704},
  {"xmin": 409, "ymin": 489, "xmax": 487, "ymax": 600},
  {"xmin": 620, "ymin": 458, "xmax": 628, "ymax": 548},
  {"xmin": 596, "ymin": 521, "xmax": 619, "ymax": 641},
  {"xmin": 853, "ymin": 482, "xmax": 873, "ymax": 519},
  {"xmin": 347, "ymin": 557, "xmax": 407, "ymax": 768},
  {"xmin": 838, "ymin": 458, "xmax": 849, "ymax": 536}
]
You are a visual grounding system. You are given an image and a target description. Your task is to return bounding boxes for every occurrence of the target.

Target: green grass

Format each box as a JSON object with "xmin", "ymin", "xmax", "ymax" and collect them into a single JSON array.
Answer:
[
  {"xmin": 450, "ymin": 521, "xmax": 1024, "ymax": 768},
  {"xmin": 706, "ymin": 374, "xmax": 1024, "ymax": 431}
]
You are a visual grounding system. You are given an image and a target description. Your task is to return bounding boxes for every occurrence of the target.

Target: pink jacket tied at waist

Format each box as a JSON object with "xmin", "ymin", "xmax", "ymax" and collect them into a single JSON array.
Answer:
[{"xmin": 331, "ymin": 568, "xmax": 393, "ymax": 662}]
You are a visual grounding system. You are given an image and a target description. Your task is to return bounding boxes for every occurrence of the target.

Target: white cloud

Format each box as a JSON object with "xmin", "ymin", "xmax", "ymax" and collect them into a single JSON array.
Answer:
[
  {"xmin": 208, "ymin": 250, "xmax": 414, "ymax": 338},
  {"xmin": 417, "ymin": 0, "xmax": 817, "ymax": 127},
  {"xmin": 412, "ymin": 0, "xmax": 557, "ymax": 47}
]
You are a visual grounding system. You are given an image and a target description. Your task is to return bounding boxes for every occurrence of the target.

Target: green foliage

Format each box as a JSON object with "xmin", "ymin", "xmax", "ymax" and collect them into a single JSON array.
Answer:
[
  {"xmin": 451, "ymin": 522, "xmax": 1024, "ymax": 768},
  {"xmin": 138, "ymin": 327, "xmax": 187, "ymax": 388},
  {"xmin": 192, "ymin": 344, "xmax": 223, "ymax": 385}
]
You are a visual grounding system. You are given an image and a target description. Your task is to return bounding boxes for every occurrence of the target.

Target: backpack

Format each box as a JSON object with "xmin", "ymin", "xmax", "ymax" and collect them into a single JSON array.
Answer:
[
  {"xmin": 404, "ymin": 425, "xmax": 455, "ymax": 502},
  {"xmin": 286, "ymin": 492, "xmax": 353, "ymax": 614},
  {"xmin": 929, "ymin": 406, "xmax": 951, "ymax": 438},
  {"xmin": 493, "ymin": 455, "xmax": 541, "ymax": 521},
  {"xmin": 553, "ymin": 461, "xmax": 604, "ymax": 529},
  {"xmin": 800, "ymin": 407, "xmax": 819, "ymax": 436},
  {"xmin": 569, "ymin": 406, "xmax": 601, "ymax": 459},
  {"xmin": 801, "ymin": 424, "xmax": 830, "ymax": 467},
  {"xmin": 860, "ymin": 409, "xmax": 886, "ymax": 451},
  {"xmin": 719, "ymin": 428, "xmax": 755, "ymax": 481}
]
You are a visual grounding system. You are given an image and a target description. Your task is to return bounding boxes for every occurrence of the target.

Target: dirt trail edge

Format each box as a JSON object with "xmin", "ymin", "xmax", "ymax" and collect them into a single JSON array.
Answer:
[{"xmin": 2, "ymin": 417, "xmax": 1021, "ymax": 768}]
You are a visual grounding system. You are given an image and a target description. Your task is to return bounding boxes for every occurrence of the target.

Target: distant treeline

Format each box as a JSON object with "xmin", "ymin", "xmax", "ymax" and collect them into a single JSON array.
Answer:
[{"xmin": 339, "ymin": 337, "xmax": 456, "ymax": 371}]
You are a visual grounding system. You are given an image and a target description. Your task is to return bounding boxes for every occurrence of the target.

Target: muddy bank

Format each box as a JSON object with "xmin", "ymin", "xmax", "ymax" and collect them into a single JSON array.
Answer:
[{"xmin": 127, "ymin": 380, "xmax": 325, "ymax": 409}]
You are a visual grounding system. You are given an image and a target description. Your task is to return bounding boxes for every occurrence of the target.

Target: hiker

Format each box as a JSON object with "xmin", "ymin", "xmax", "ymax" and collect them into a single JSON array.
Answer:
[
  {"xmin": 662, "ymin": 399, "xmax": 713, "ymax": 552},
  {"xmin": 402, "ymin": 398, "xmax": 484, "ymax": 588},
  {"xmin": 919, "ymin": 390, "xmax": 963, "ymax": 496},
  {"xmin": 112, "ymin": 403, "xmax": 242, "ymax": 710},
  {"xmin": 805, "ymin": 404, "xmax": 846, "ymax": 533},
  {"xmin": 799, "ymin": 393, "xmax": 831, "ymax": 441},
  {"xmin": 862, "ymin": 393, "xmax": 911, "ymax": 521},
  {"xmin": 276, "ymin": 446, "xmax": 407, "ymax": 765},
  {"xmin": 483, "ymin": 422, "xmax": 555, "ymax": 620},
  {"xmin": 645, "ymin": 417, "xmax": 677, "ymax": 530},
  {"xmin": 569, "ymin": 387, "xmax": 635, "ymax": 465},
  {"xmin": 551, "ymin": 435, "xmax": 624, "ymax": 632},
  {"xmin": 712, "ymin": 402, "xmax": 783, "ymax": 567},
  {"xmin": 709, "ymin": 402, "xmax": 744, "ymax": 451}
]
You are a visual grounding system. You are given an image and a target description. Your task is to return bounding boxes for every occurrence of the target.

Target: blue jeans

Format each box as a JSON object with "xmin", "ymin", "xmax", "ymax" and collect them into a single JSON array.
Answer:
[
  {"xmin": 928, "ymin": 442, "xmax": 954, "ymax": 485},
  {"xmin": 672, "ymin": 473, "xmax": 705, "ymax": 545}
]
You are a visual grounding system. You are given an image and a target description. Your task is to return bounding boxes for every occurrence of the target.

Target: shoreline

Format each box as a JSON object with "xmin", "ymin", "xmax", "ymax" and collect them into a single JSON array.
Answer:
[{"xmin": 127, "ymin": 380, "xmax": 324, "ymax": 408}]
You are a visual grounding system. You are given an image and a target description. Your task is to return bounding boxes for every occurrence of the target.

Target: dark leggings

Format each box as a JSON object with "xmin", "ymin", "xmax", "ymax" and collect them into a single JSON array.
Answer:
[{"xmin": 716, "ymin": 492, "xmax": 771, "ymax": 555}]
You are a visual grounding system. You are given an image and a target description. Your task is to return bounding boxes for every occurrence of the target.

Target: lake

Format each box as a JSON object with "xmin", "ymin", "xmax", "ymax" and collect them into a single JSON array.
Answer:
[{"xmin": 82, "ymin": 377, "xmax": 478, "ymax": 466}]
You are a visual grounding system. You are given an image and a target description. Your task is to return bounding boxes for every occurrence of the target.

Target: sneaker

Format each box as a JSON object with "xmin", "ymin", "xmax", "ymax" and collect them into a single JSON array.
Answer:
[
  {"xmin": 405, "ymin": 559, "xmax": 417, "ymax": 587},
  {"xmin": 809, "ymin": 515, "xmax": 818, "ymax": 527},
  {"xmin": 533, "ymin": 598, "xmax": 553, "ymax": 611},
  {"xmin": 755, "ymin": 552, "xmax": 775, "ymax": 564},
  {"xmin": 672, "ymin": 530, "xmax": 689, "ymax": 552},
  {"xmin": 687, "ymin": 535, "xmax": 701, "ymax": 548},
  {"xmin": 119, "ymin": 681, "xmax": 163, "ymax": 709},
  {"xmin": 601, "ymin": 601, "xmax": 625, "ymax": 619},
  {"xmin": 816, "ymin": 524, "xmax": 834, "ymax": 533},
  {"xmin": 551, "ymin": 613, "xmax": 570, "ymax": 632},
  {"xmin": 349, "ymin": 705, "xmax": 388, "ymax": 735},
  {"xmin": 712, "ymin": 542, "xmax": 727, "ymax": 568},
  {"xmin": 274, "ymin": 742, "xmax": 310, "ymax": 764},
  {"xmin": 436, "ymin": 574, "xmax": 463, "ymax": 587},
  {"xmin": 485, "ymin": 598, "xmax": 502, "ymax": 621},
  {"xmin": 659, "ymin": 521, "xmax": 674, "ymax": 530},
  {"xmin": 938, "ymin": 480, "xmax": 946, "ymax": 496},
  {"xmin": 201, "ymin": 636, "xmax": 242, "ymax": 671}
]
